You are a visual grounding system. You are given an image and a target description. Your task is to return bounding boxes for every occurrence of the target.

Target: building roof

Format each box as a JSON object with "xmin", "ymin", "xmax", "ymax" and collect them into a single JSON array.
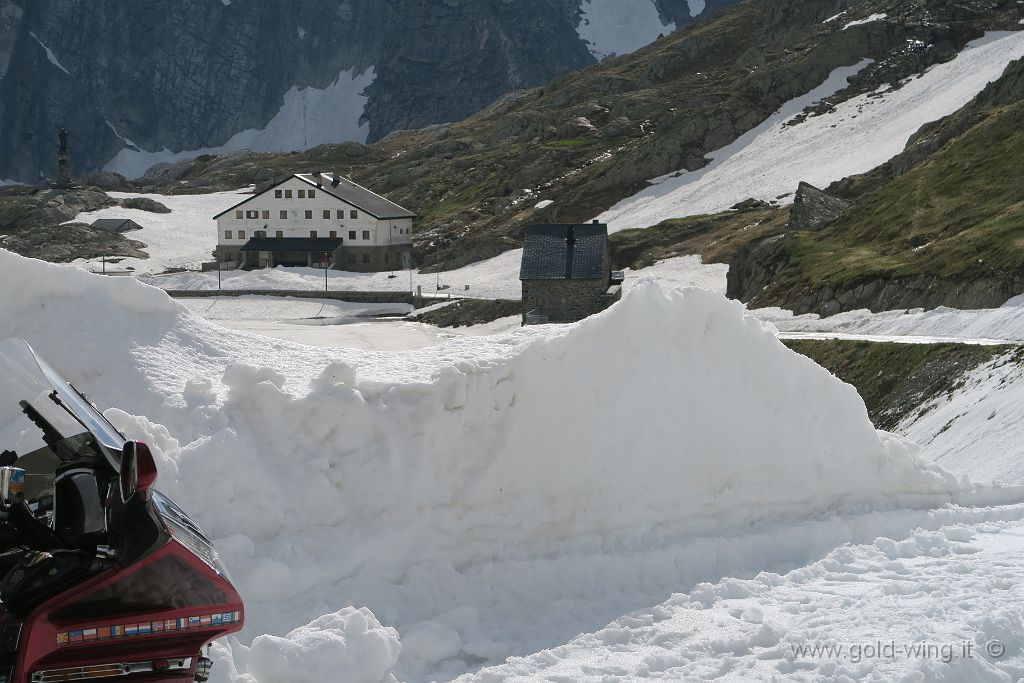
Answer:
[
  {"xmin": 91, "ymin": 218, "xmax": 141, "ymax": 232},
  {"xmin": 519, "ymin": 223, "xmax": 609, "ymax": 281},
  {"xmin": 213, "ymin": 173, "xmax": 416, "ymax": 221},
  {"xmin": 296, "ymin": 174, "xmax": 416, "ymax": 220},
  {"xmin": 240, "ymin": 237, "xmax": 344, "ymax": 252}
]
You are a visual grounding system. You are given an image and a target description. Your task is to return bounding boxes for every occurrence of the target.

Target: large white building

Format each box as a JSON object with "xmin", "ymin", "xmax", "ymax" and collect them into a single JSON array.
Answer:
[{"xmin": 213, "ymin": 173, "xmax": 415, "ymax": 272}]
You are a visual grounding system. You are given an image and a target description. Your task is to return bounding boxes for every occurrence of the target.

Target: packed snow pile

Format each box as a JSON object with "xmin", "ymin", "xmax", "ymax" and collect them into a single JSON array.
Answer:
[
  {"xmin": 0, "ymin": 249, "xmax": 968, "ymax": 681},
  {"xmin": 246, "ymin": 609, "xmax": 401, "ymax": 683}
]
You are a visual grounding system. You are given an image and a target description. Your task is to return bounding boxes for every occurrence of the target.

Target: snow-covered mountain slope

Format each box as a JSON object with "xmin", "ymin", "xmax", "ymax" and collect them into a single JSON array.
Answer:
[
  {"xmin": 103, "ymin": 69, "xmax": 376, "ymax": 179},
  {"xmin": 578, "ymin": 0, "xmax": 676, "ymax": 60},
  {"xmin": 597, "ymin": 31, "xmax": 1024, "ymax": 231},
  {"xmin": 0, "ymin": 248, "xmax": 984, "ymax": 682},
  {"xmin": 900, "ymin": 351, "xmax": 1024, "ymax": 485}
]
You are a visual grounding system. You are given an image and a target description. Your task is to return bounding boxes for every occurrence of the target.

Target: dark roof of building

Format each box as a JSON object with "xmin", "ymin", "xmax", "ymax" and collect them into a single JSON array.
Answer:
[
  {"xmin": 240, "ymin": 237, "xmax": 344, "ymax": 252},
  {"xmin": 297, "ymin": 174, "xmax": 416, "ymax": 220},
  {"xmin": 213, "ymin": 174, "xmax": 416, "ymax": 220},
  {"xmin": 91, "ymin": 218, "xmax": 142, "ymax": 232},
  {"xmin": 519, "ymin": 223, "xmax": 609, "ymax": 281}
]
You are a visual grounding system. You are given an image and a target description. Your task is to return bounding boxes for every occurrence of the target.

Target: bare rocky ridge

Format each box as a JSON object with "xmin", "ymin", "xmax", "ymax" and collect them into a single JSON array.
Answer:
[
  {"xmin": 0, "ymin": 185, "xmax": 147, "ymax": 263},
  {"xmin": 0, "ymin": 0, "xmax": 717, "ymax": 182}
]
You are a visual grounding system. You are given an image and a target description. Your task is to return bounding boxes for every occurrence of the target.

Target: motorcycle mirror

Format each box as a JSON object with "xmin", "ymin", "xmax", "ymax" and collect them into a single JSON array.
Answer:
[
  {"xmin": 120, "ymin": 441, "xmax": 157, "ymax": 503},
  {"xmin": 0, "ymin": 466, "xmax": 25, "ymax": 507}
]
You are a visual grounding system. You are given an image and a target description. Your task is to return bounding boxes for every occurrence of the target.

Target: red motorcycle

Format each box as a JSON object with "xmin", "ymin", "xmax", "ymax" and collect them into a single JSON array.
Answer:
[{"xmin": 0, "ymin": 339, "xmax": 244, "ymax": 682}]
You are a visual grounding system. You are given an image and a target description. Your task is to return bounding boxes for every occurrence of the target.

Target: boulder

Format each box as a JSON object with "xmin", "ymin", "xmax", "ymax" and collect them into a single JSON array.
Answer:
[
  {"xmin": 789, "ymin": 181, "xmax": 852, "ymax": 230},
  {"xmin": 120, "ymin": 197, "xmax": 171, "ymax": 213}
]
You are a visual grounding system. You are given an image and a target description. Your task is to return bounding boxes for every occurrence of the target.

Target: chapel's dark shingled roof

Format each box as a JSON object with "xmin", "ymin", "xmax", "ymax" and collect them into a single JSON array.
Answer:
[{"xmin": 519, "ymin": 223, "xmax": 609, "ymax": 281}]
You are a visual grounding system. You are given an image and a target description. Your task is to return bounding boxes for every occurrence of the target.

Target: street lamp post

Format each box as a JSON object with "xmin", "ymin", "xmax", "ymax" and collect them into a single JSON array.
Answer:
[{"xmin": 324, "ymin": 252, "xmax": 329, "ymax": 293}]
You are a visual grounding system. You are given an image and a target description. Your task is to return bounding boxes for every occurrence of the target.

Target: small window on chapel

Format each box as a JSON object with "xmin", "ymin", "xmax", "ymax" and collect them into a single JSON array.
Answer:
[
  {"xmin": 348, "ymin": 230, "xmax": 356, "ymax": 240},
  {"xmin": 238, "ymin": 230, "xmax": 246, "ymax": 240},
  {"xmin": 362, "ymin": 230, "xmax": 370, "ymax": 240},
  {"xmin": 235, "ymin": 210, "xmax": 243, "ymax": 219},
  {"xmin": 285, "ymin": 190, "xmax": 293, "ymax": 198},
  {"xmin": 280, "ymin": 210, "xmax": 288, "ymax": 219},
  {"xmin": 298, "ymin": 190, "xmax": 306, "ymax": 199},
  {"xmin": 305, "ymin": 210, "xmax": 313, "ymax": 219},
  {"xmin": 308, "ymin": 190, "xmax": 315, "ymax": 198},
  {"xmin": 336, "ymin": 210, "xmax": 344, "ymax": 219},
  {"xmin": 262, "ymin": 210, "xmax": 270, "ymax": 219},
  {"xmin": 224, "ymin": 230, "xmax": 232, "ymax": 239},
  {"xmin": 350, "ymin": 210, "xmax": 358, "ymax": 220},
  {"xmin": 276, "ymin": 231, "xmax": 283, "ymax": 238},
  {"xmin": 310, "ymin": 231, "xmax": 317, "ymax": 239},
  {"xmin": 323, "ymin": 210, "xmax": 331, "ymax": 219},
  {"xmin": 275, "ymin": 190, "xmax": 283, "ymax": 198}
]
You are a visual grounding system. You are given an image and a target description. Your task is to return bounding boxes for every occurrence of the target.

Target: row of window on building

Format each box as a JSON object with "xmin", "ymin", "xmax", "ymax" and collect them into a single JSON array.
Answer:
[
  {"xmin": 274, "ymin": 188, "xmax": 318, "ymax": 199},
  {"xmin": 236, "ymin": 208, "xmax": 360, "ymax": 220},
  {"xmin": 225, "ymin": 229, "xmax": 374, "ymax": 241}
]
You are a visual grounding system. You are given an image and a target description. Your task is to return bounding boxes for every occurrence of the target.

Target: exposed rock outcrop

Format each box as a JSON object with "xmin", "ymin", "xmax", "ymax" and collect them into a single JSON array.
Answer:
[
  {"xmin": 119, "ymin": 197, "xmax": 171, "ymax": 214},
  {"xmin": 789, "ymin": 182, "xmax": 851, "ymax": 230},
  {"xmin": 0, "ymin": 0, "xmax": 719, "ymax": 182}
]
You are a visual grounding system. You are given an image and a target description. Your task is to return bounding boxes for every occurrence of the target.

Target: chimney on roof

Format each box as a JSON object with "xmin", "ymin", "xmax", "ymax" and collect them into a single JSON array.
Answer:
[
  {"xmin": 331, "ymin": 173, "xmax": 341, "ymax": 188},
  {"xmin": 565, "ymin": 225, "xmax": 576, "ymax": 279},
  {"xmin": 313, "ymin": 171, "xmax": 322, "ymax": 187},
  {"xmin": 592, "ymin": 219, "xmax": 599, "ymax": 224}
]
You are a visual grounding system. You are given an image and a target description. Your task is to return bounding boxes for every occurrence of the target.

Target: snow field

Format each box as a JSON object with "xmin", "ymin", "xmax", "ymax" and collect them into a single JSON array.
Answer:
[
  {"xmin": 104, "ymin": 68, "xmax": 375, "ymax": 179},
  {"xmin": 597, "ymin": 31, "xmax": 1024, "ymax": 231},
  {"xmin": 70, "ymin": 189, "xmax": 253, "ymax": 274},
  {"xmin": 461, "ymin": 517, "xmax": 1024, "ymax": 681},
  {"xmin": 578, "ymin": 0, "xmax": 675, "ymax": 60},
  {"xmin": 0, "ymin": 249, "xmax": 983, "ymax": 682}
]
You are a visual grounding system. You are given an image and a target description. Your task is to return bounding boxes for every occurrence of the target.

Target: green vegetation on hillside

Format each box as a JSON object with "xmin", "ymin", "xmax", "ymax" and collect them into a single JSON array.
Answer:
[
  {"xmin": 733, "ymin": 56, "xmax": 1024, "ymax": 313},
  {"xmin": 609, "ymin": 205, "xmax": 788, "ymax": 269}
]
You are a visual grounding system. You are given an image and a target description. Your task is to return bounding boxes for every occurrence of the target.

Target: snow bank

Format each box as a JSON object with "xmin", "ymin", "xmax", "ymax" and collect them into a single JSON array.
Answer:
[
  {"xmin": 247, "ymin": 609, "xmax": 401, "ymax": 683},
  {"xmin": 598, "ymin": 31, "xmax": 1024, "ymax": 231},
  {"xmin": 0, "ymin": 249, "xmax": 968, "ymax": 680},
  {"xmin": 463, "ymin": 518, "xmax": 1024, "ymax": 681}
]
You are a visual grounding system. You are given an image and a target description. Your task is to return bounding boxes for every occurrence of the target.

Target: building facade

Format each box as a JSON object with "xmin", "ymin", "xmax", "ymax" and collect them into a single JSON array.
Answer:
[
  {"xmin": 213, "ymin": 173, "xmax": 415, "ymax": 272},
  {"xmin": 519, "ymin": 222, "xmax": 623, "ymax": 324}
]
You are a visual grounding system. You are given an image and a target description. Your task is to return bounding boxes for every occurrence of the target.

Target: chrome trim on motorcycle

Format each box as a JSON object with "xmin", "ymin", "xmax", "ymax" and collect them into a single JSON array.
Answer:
[{"xmin": 30, "ymin": 656, "xmax": 192, "ymax": 682}]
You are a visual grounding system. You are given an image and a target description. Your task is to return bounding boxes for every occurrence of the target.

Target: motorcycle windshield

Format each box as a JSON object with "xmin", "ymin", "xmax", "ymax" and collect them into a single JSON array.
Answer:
[{"xmin": 0, "ymin": 339, "xmax": 124, "ymax": 500}]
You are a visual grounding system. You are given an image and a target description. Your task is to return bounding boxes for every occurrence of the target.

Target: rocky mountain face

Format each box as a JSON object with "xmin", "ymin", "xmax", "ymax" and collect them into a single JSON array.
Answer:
[
  {"xmin": 0, "ymin": 0, "xmax": 714, "ymax": 182},
  {"xmin": 140, "ymin": 0, "xmax": 1023, "ymax": 274}
]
